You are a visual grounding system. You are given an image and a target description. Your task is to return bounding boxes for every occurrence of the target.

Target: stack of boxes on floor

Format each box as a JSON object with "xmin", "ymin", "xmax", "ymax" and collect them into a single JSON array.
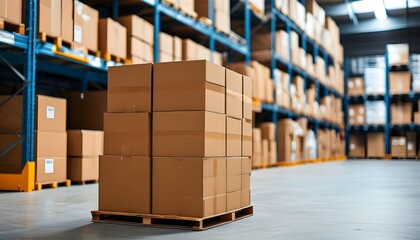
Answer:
[
  {"xmin": 195, "ymin": 0, "xmax": 230, "ymax": 34},
  {"xmin": 274, "ymin": 69, "xmax": 291, "ymax": 110},
  {"xmin": 99, "ymin": 60, "xmax": 252, "ymax": 217},
  {"xmin": 65, "ymin": 91, "xmax": 106, "ymax": 183},
  {"xmin": 118, "ymin": 15, "xmax": 154, "ymax": 63},
  {"xmin": 252, "ymin": 123, "xmax": 277, "ymax": 168},
  {"xmin": 0, "ymin": 95, "xmax": 67, "ymax": 185},
  {"xmin": 317, "ymin": 129, "xmax": 345, "ymax": 159}
]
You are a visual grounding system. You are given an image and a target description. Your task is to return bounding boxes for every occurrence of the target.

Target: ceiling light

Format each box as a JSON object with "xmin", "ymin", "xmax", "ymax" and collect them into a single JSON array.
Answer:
[
  {"xmin": 352, "ymin": 0, "xmax": 388, "ymax": 20},
  {"xmin": 374, "ymin": 1, "xmax": 388, "ymax": 20}
]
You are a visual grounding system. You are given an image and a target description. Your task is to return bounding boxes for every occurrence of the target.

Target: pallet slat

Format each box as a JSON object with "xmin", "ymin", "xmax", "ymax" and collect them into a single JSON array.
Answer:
[
  {"xmin": 0, "ymin": 19, "xmax": 25, "ymax": 35},
  {"xmin": 91, "ymin": 205, "xmax": 253, "ymax": 231},
  {"xmin": 35, "ymin": 179, "xmax": 71, "ymax": 190}
]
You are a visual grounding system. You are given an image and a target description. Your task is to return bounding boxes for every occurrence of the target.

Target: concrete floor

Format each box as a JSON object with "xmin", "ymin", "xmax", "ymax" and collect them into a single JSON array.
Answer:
[{"xmin": 1, "ymin": 160, "xmax": 420, "ymax": 239}]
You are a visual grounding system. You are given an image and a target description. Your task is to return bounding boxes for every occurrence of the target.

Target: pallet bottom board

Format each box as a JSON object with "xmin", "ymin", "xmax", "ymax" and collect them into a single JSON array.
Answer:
[{"xmin": 91, "ymin": 205, "xmax": 253, "ymax": 230}]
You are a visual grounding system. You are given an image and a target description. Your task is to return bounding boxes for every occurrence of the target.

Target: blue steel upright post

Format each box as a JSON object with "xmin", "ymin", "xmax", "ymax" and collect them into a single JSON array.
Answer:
[
  {"xmin": 112, "ymin": 0, "xmax": 119, "ymax": 20},
  {"xmin": 153, "ymin": 1, "xmax": 161, "ymax": 62},
  {"xmin": 385, "ymin": 48, "xmax": 390, "ymax": 156},
  {"xmin": 269, "ymin": 1, "xmax": 278, "ymax": 128},
  {"xmin": 244, "ymin": 0, "xmax": 251, "ymax": 65},
  {"xmin": 22, "ymin": 0, "xmax": 37, "ymax": 168},
  {"xmin": 343, "ymin": 57, "xmax": 350, "ymax": 156},
  {"xmin": 209, "ymin": 0, "xmax": 215, "ymax": 62}
]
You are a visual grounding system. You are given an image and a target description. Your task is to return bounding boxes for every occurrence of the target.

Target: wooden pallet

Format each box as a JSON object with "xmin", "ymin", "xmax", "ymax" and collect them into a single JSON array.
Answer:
[
  {"xmin": 0, "ymin": 19, "xmax": 25, "ymax": 35},
  {"xmin": 91, "ymin": 205, "xmax": 253, "ymax": 231},
  {"xmin": 71, "ymin": 179, "xmax": 98, "ymax": 185},
  {"xmin": 60, "ymin": 40, "xmax": 101, "ymax": 58},
  {"xmin": 102, "ymin": 52, "xmax": 130, "ymax": 64},
  {"xmin": 35, "ymin": 179, "xmax": 71, "ymax": 190},
  {"xmin": 38, "ymin": 32, "xmax": 62, "ymax": 46},
  {"xmin": 162, "ymin": 0, "xmax": 198, "ymax": 19}
]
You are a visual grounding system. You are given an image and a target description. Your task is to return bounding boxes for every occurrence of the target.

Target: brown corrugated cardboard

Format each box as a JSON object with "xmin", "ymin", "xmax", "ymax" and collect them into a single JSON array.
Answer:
[
  {"xmin": 227, "ymin": 157, "xmax": 241, "ymax": 192},
  {"xmin": 67, "ymin": 157, "xmax": 98, "ymax": 182},
  {"xmin": 66, "ymin": 91, "xmax": 106, "ymax": 130},
  {"xmin": 406, "ymin": 132, "xmax": 417, "ymax": 158},
  {"xmin": 367, "ymin": 132, "xmax": 385, "ymax": 158},
  {"xmin": 61, "ymin": 0, "xmax": 73, "ymax": 43},
  {"xmin": 153, "ymin": 111, "xmax": 226, "ymax": 157},
  {"xmin": 104, "ymin": 113, "xmax": 151, "ymax": 156},
  {"xmin": 241, "ymin": 188, "xmax": 251, "ymax": 207},
  {"xmin": 262, "ymin": 139, "xmax": 269, "ymax": 165},
  {"xmin": 0, "ymin": 0, "xmax": 22, "ymax": 25},
  {"xmin": 242, "ymin": 119, "xmax": 252, "ymax": 157},
  {"xmin": 227, "ymin": 117, "xmax": 242, "ymax": 156},
  {"xmin": 0, "ymin": 134, "xmax": 22, "ymax": 173},
  {"xmin": 36, "ymin": 157, "xmax": 67, "ymax": 183},
  {"xmin": 243, "ymin": 75, "xmax": 252, "ymax": 121},
  {"xmin": 348, "ymin": 77, "xmax": 364, "ymax": 96},
  {"xmin": 36, "ymin": 95, "xmax": 66, "ymax": 132},
  {"xmin": 118, "ymin": 15, "xmax": 153, "ymax": 45},
  {"xmin": 242, "ymin": 173, "xmax": 250, "ymax": 189},
  {"xmin": 391, "ymin": 102, "xmax": 413, "ymax": 124},
  {"xmin": 35, "ymin": 131, "xmax": 67, "ymax": 158},
  {"xmin": 260, "ymin": 122, "xmax": 276, "ymax": 140},
  {"xmin": 73, "ymin": 0, "xmax": 99, "ymax": 51},
  {"xmin": 153, "ymin": 60, "xmax": 226, "ymax": 114},
  {"xmin": 390, "ymin": 72, "xmax": 411, "ymax": 94},
  {"xmin": 226, "ymin": 69, "xmax": 243, "ymax": 119},
  {"xmin": 99, "ymin": 18, "xmax": 127, "ymax": 59},
  {"xmin": 391, "ymin": 137, "xmax": 407, "ymax": 157},
  {"xmin": 269, "ymin": 141, "xmax": 277, "ymax": 165},
  {"xmin": 415, "ymin": 112, "xmax": 420, "ymax": 124},
  {"xmin": 159, "ymin": 51, "xmax": 173, "ymax": 62},
  {"xmin": 108, "ymin": 64, "xmax": 152, "ymax": 113},
  {"xmin": 153, "ymin": 157, "xmax": 227, "ymax": 217},
  {"xmin": 173, "ymin": 36, "xmax": 182, "ymax": 60},
  {"xmin": 388, "ymin": 44, "xmax": 409, "ymax": 66},
  {"xmin": 242, "ymin": 157, "xmax": 252, "ymax": 174},
  {"xmin": 227, "ymin": 191, "xmax": 241, "ymax": 211},
  {"xmin": 348, "ymin": 104, "xmax": 365, "ymax": 125},
  {"xmin": 349, "ymin": 135, "xmax": 365, "ymax": 158},
  {"xmin": 159, "ymin": 32, "xmax": 173, "ymax": 55},
  {"xmin": 39, "ymin": 0, "xmax": 61, "ymax": 37},
  {"xmin": 67, "ymin": 130, "xmax": 103, "ymax": 157},
  {"xmin": 99, "ymin": 155, "xmax": 151, "ymax": 213},
  {"xmin": 277, "ymin": 119, "xmax": 294, "ymax": 162},
  {"xmin": 129, "ymin": 37, "xmax": 153, "ymax": 62}
]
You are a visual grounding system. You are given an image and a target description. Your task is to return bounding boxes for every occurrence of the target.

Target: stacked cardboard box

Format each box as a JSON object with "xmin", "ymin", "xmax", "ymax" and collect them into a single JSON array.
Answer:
[
  {"xmin": 391, "ymin": 136, "xmax": 406, "ymax": 158},
  {"xmin": 119, "ymin": 15, "xmax": 154, "ymax": 63},
  {"xmin": 182, "ymin": 39, "xmax": 223, "ymax": 65},
  {"xmin": 99, "ymin": 64, "xmax": 152, "ymax": 214},
  {"xmin": 277, "ymin": 119, "xmax": 305, "ymax": 162},
  {"xmin": 291, "ymin": 76, "xmax": 305, "ymax": 114},
  {"xmin": 406, "ymin": 132, "xmax": 417, "ymax": 158},
  {"xmin": 414, "ymin": 100, "xmax": 420, "ymax": 124},
  {"xmin": 367, "ymin": 132, "xmax": 385, "ymax": 158},
  {"xmin": 348, "ymin": 77, "xmax": 364, "ymax": 96},
  {"xmin": 305, "ymin": 84, "xmax": 319, "ymax": 118},
  {"xmin": 365, "ymin": 68, "xmax": 386, "ymax": 95},
  {"xmin": 195, "ymin": 0, "xmax": 230, "ymax": 34},
  {"xmin": 306, "ymin": 54, "xmax": 315, "ymax": 77},
  {"xmin": 260, "ymin": 123, "xmax": 277, "ymax": 166},
  {"xmin": 320, "ymin": 96, "xmax": 343, "ymax": 125},
  {"xmin": 325, "ymin": 17, "xmax": 340, "ymax": 59},
  {"xmin": 159, "ymin": 32, "xmax": 174, "ymax": 62},
  {"xmin": 288, "ymin": 0, "xmax": 305, "ymax": 30},
  {"xmin": 348, "ymin": 104, "xmax": 365, "ymax": 126},
  {"xmin": 349, "ymin": 134, "xmax": 365, "ymax": 158},
  {"xmin": 67, "ymin": 130, "xmax": 103, "ymax": 182},
  {"xmin": 274, "ymin": 69, "xmax": 290, "ymax": 110},
  {"xmin": 316, "ymin": 56, "xmax": 326, "ymax": 83},
  {"xmin": 327, "ymin": 63, "xmax": 344, "ymax": 95},
  {"xmin": 0, "ymin": 95, "xmax": 67, "ymax": 184},
  {"xmin": 365, "ymin": 100, "xmax": 386, "ymax": 125},
  {"xmin": 252, "ymin": 128, "xmax": 262, "ymax": 168},
  {"xmin": 0, "ymin": 0, "xmax": 22, "ymax": 25},
  {"xmin": 152, "ymin": 60, "xmax": 252, "ymax": 217},
  {"xmin": 251, "ymin": 30, "xmax": 289, "ymax": 62},
  {"xmin": 73, "ymin": 0, "xmax": 99, "ymax": 52},
  {"xmin": 389, "ymin": 72, "xmax": 411, "ymax": 94},
  {"xmin": 391, "ymin": 102, "xmax": 413, "ymax": 125},
  {"xmin": 99, "ymin": 18, "xmax": 127, "ymax": 59},
  {"xmin": 306, "ymin": 0, "xmax": 325, "ymax": 45},
  {"xmin": 318, "ymin": 129, "xmax": 344, "ymax": 159},
  {"xmin": 387, "ymin": 44, "xmax": 409, "ymax": 66},
  {"xmin": 277, "ymin": 30, "xmax": 290, "ymax": 61},
  {"xmin": 275, "ymin": 0, "xmax": 289, "ymax": 16},
  {"xmin": 411, "ymin": 54, "xmax": 420, "ymax": 92}
]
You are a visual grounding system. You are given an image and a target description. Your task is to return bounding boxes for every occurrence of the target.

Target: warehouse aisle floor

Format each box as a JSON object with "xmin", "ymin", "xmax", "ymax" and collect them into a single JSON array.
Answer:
[{"xmin": 1, "ymin": 160, "xmax": 420, "ymax": 239}]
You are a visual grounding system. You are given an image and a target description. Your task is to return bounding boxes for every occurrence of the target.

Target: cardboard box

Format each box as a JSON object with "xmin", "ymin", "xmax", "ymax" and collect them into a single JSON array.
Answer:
[
  {"xmin": 73, "ymin": 0, "xmax": 99, "ymax": 52},
  {"xmin": 261, "ymin": 139, "xmax": 269, "ymax": 165},
  {"xmin": 108, "ymin": 63, "xmax": 152, "ymax": 113},
  {"xmin": 67, "ymin": 157, "xmax": 98, "ymax": 182},
  {"xmin": 242, "ymin": 157, "xmax": 252, "ymax": 174},
  {"xmin": 242, "ymin": 188, "xmax": 251, "ymax": 207},
  {"xmin": 118, "ymin": 15, "xmax": 153, "ymax": 45},
  {"xmin": 389, "ymin": 72, "xmax": 411, "ymax": 94},
  {"xmin": 153, "ymin": 111, "xmax": 225, "ymax": 157},
  {"xmin": 99, "ymin": 155, "xmax": 151, "ymax": 213},
  {"xmin": 252, "ymin": 128, "xmax": 262, "ymax": 167},
  {"xmin": 260, "ymin": 122, "xmax": 276, "ymax": 141},
  {"xmin": 227, "ymin": 190, "xmax": 241, "ymax": 211},
  {"xmin": 67, "ymin": 130, "xmax": 103, "ymax": 157},
  {"xmin": 367, "ymin": 132, "xmax": 385, "ymax": 158},
  {"xmin": 153, "ymin": 60, "xmax": 226, "ymax": 114},
  {"xmin": 348, "ymin": 77, "xmax": 364, "ymax": 96},
  {"xmin": 130, "ymin": 37, "xmax": 153, "ymax": 62},
  {"xmin": 153, "ymin": 157, "xmax": 226, "ymax": 217},
  {"xmin": 414, "ymin": 112, "xmax": 420, "ymax": 124},
  {"xmin": 227, "ymin": 157, "xmax": 242, "ymax": 192},
  {"xmin": 406, "ymin": 132, "xmax": 417, "ymax": 158},
  {"xmin": 99, "ymin": 18, "xmax": 127, "ymax": 59},
  {"xmin": 0, "ymin": 0, "xmax": 22, "ymax": 25},
  {"xmin": 387, "ymin": 44, "xmax": 409, "ymax": 66},
  {"xmin": 391, "ymin": 137, "xmax": 407, "ymax": 158},
  {"xmin": 159, "ymin": 32, "xmax": 173, "ymax": 55},
  {"xmin": 348, "ymin": 104, "xmax": 365, "ymax": 125},
  {"xmin": 243, "ymin": 75, "xmax": 252, "ymax": 121},
  {"xmin": 269, "ymin": 140, "xmax": 277, "ymax": 165},
  {"xmin": 104, "ymin": 113, "xmax": 151, "ymax": 156},
  {"xmin": 173, "ymin": 36, "xmax": 182, "ymax": 60},
  {"xmin": 349, "ymin": 135, "xmax": 365, "ymax": 158},
  {"xmin": 66, "ymin": 91, "xmax": 106, "ymax": 130},
  {"xmin": 242, "ymin": 119, "xmax": 252, "ymax": 157},
  {"xmin": 39, "ymin": 0, "xmax": 61, "ymax": 37},
  {"xmin": 391, "ymin": 102, "xmax": 413, "ymax": 124},
  {"xmin": 277, "ymin": 119, "xmax": 294, "ymax": 162},
  {"xmin": 61, "ymin": 0, "xmax": 73, "ymax": 43},
  {"xmin": 227, "ymin": 117, "xmax": 242, "ymax": 156},
  {"xmin": 159, "ymin": 51, "xmax": 174, "ymax": 62},
  {"xmin": 226, "ymin": 69, "xmax": 243, "ymax": 119},
  {"xmin": 36, "ymin": 157, "xmax": 67, "ymax": 183}
]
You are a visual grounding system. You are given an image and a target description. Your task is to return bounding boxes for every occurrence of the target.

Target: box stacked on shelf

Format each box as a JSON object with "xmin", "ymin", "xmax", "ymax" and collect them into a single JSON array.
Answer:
[
  {"xmin": 411, "ymin": 54, "xmax": 420, "ymax": 92},
  {"xmin": 387, "ymin": 44, "xmax": 409, "ymax": 67},
  {"xmin": 367, "ymin": 132, "xmax": 385, "ymax": 158},
  {"xmin": 274, "ymin": 69, "xmax": 290, "ymax": 110},
  {"xmin": 277, "ymin": 119, "xmax": 306, "ymax": 162},
  {"xmin": 195, "ymin": 0, "xmax": 230, "ymax": 34},
  {"xmin": 260, "ymin": 123, "xmax": 277, "ymax": 166},
  {"xmin": 320, "ymin": 96, "xmax": 343, "ymax": 125},
  {"xmin": 100, "ymin": 63, "xmax": 152, "ymax": 214},
  {"xmin": 0, "ymin": 95, "xmax": 67, "ymax": 184},
  {"xmin": 0, "ymin": 0, "xmax": 22, "ymax": 26},
  {"xmin": 306, "ymin": 0, "xmax": 325, "ymax": 45},
  {"xmin": 349, "ymin": 134, "xmax": 366, "ymax": 158},
  {"xmin": 318, "ymin": 129, "xmax": 344, "ymax": 159},
  {"xmin": 348, "ymin": 104, "xmax": 366, "ymax": 126},
  {"xmin": 347, "ymin": 77, "xmax": 364, "ymax": 96},
  {"xmin": 390, "ymin": 72, "xmax": 411, "ymax": 95},
  {"xmin": 119, "ymin": 15, "xmax": 154, "ymax": 63},
  {"xmin": 391, "ymin": 102, "xmax": 413, "ymax": 125},
  {"xmin": 73, "ymin": 0, "xmax": 99, "ymax": 53},
  {"xmin": 365, "ymin": 101, "xmax": 386, "ymax": 125},
  {"xmin": 99, "ymin": 18, "xmax": 127, "ymax": 60},
  {"xmin": 316, "ymin": 56, "xmax": 326, "ymax": 83},
  {"xmin": 288, "ymin": 0, "xmax": 306, "ymax": 31},
  {"xmin": 391, "ymin": 136, "xmax": 406, "ymax": 158},
  {"xmin": 182, "ymin": 39, "xmax": 223, "ymax": 65},
  {"xmin": 414, "ymin": 100, "xmax": 420, "ymax": 123},
  {"xmin": 291, "ymin": 76, "xmax": 305, "ymax": 114},
  {"xmin": 364, "ymin": 68, "xmax": 386, "ymax": 95},
  {"xmin": 275, "ymin": 0, "xmax": 289, "ymax": 16},
  {"xmin": 305, "ymin": 84, "xmax": 319, "ymax": 118},
  {"xmin": 159, "ymin": 32, "xmax": 174, "ymax": 62}
]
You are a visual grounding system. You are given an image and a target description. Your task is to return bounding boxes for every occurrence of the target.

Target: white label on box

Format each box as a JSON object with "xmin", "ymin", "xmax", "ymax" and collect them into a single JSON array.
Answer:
[
  {"xmin": 359, "ymin": 108, "xmax": 365, "ymax": 114},
  {"xmin": 350, "ymin": 144, "xmax": 355, "ymax": 150},
  {"xmin": 0, "ymin": 31, "xmax": 15, "ymax": 44},
  {"xmin": 349, "ymin": 109, "xmax": 355, "ymax": 116},
  {"xmin": 74, "ymin": 25, "xmax": 82, "ymax": 43},
  {"xmin": 357, "ymin": 116, "xmax": 364, "ymax": 123},
  {"xmin": 46, "ymin": 106, "xmax": 55, "ymax": 119},
  {"xmin": 407, "ymin": 143, "xmax": 413, "ymax": 151},
  {"xmin": 392, "ymin": 139, "xmax": 398, "ymax": 145},
  {"xmin": 355, "ymin": 79, "xmax": 361, "ymax": 87},
  {"xmin": 348, "ymin": 81, "xmax": 354, "ymax": 88},
  {"xmin": 399, "ymin": 138, "xmax": 406, "ymax": 145},
  {"xmin": 45, "ymin": 159, "xmax": 54, "ymax": 174}
]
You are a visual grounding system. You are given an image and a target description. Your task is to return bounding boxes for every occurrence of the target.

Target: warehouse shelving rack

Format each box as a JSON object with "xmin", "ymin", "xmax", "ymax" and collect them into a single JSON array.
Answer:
[{"xmin": 344, "ymin": 50, "xmax": 420, "ymax": 158}]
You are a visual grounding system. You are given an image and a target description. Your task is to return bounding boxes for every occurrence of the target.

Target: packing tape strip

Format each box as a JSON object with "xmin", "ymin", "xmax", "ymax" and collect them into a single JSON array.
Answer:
[
  {"xmin": 108, "ymin": 86, "xmax": 151, "ymax": 93},
  {"xmin": 226, "ymin": 89, "xmax": 243, "ymax": 101},
  {"xmin": 242, "ymin": 136, "xmax": 253, "ymax": 141},
  {"xmin": 154, "ymin": 131, "xmax": 225, "ymax": 140},
  {"xmin": 226, "ymin": 133, "xmax": 242, "ymax": 140},
  {"xmin": 155, "ymin": 81, "xmax": 225, "ymax": 94},
  {"xmin": 243, "ymin": 96, "xmax": 252, "ymax": 104}
]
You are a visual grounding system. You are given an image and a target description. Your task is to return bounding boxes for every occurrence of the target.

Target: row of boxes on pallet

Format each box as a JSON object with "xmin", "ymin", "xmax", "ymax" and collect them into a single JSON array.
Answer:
[
  {"xmin": 350, "ymin": 132, "xmax": 418, "ymax": 158},
  {"xmin": 318, "ymin": 129, "xmax": 345, "ymax": 159},
  {"xmin": 195, "ymin": 0, "xmax": 230, "ymax": 34},
  {"xmin": 100, "ymin": 60, "xmax": 252, "ymax": 218},
  {"xmin": 252, "ymin": 123, "xmax": 277, "ymax": 168}
]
